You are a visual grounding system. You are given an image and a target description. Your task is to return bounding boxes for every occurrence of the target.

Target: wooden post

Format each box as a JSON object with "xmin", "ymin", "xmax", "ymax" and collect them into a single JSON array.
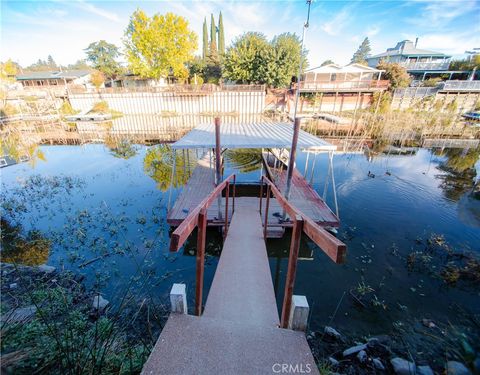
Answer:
[
  {"xmin": 232, "ymin": 174, "xmax": 236, "ymax": 214},
  {"xmin": 215, "ymin": 117, "xmax": 222, "ymax": 220},
  {"xmin": 224, "ymin": 181, "xmax": 230, "ymax": 240},
  {"xmin": 288, "ymin": 295, "xmax": 309, "ymax": 332},
  {"xmin": 259, "ymin": 180, "xmax": 264, "ymax": 214},
  {"xmin": 281, "ymin": 215, "xmax": 304, "ymax": 328},
  {"xmin": 195, "ymin": 208, "xmax": 207, "ymax": 316},
  {"xmin": 263, "ymin": 185, "xmax": 271, "ymax": 239},
  {"xmin": 170, "ymin": 283, "xmax": 187, "ymax": 314},
  {"xmin": 284, "ymin": 117, "xmax": 301, "ymax": 200}
]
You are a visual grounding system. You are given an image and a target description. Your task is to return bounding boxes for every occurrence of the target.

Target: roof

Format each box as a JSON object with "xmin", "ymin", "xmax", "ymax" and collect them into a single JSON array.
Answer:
[
  {"xmin": 306, "ymin": 63, "xmax": 383, "ymax": 74},
  {"xmin": 368, "ymin": 40, "xmax": 451, "ymax": 59},
  {"xmin": 16, "ymin": 70, "xmax": 91, "ymax": 80},
  {"xmin": 171, "ymin": 122, "xmax": 337, "ymax": 151}
]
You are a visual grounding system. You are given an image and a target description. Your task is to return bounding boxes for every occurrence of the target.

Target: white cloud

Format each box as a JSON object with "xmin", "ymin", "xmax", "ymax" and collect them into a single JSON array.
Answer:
[
  {"xmin": 73, "ymin": 0, "xmax": 121, "ymax": 23},
  {"xmin": 406, "ymin": 0, "xmax": 478, "ymax": 28},
  {"xmin": 365, "ymin": 25, "xmax": 380, "ymax": 37},
  {"xmin": 320, "ymin": 6, "xmax": 353, "ymax": 36}
]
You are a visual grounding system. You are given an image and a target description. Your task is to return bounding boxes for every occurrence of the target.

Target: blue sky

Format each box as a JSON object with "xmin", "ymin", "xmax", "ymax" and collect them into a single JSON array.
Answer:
[{"xmin": 1, "ymin": 0, "xmax": 479, "ymax": 68}]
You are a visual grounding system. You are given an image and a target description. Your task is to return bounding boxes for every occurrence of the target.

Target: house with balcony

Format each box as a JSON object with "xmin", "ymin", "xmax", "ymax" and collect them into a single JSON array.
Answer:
[
  {"xmin": 296, "ymin": 63, "xmax": 388, "ymax": 112},
  {"xmin": 366, "ymin": 40, "xmax": 452, "ymax": 80},
  {"xmin": 16, "ymin": 70, "xmax": 95, "ymax": 90}
]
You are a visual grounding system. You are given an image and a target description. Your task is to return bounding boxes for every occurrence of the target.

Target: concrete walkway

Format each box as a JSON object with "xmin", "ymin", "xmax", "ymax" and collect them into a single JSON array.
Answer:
[{"xmin": 141, "ymin": 205, "xmax": 319, "ymax": 375}]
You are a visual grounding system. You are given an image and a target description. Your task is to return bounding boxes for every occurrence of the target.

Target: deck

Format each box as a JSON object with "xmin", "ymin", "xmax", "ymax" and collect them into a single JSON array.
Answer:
[
  {"xmin": 167, "ymin": 154, "xmax": 339, "ymax": 228},
  {"xmin": 142, "ymin": 206, "xmax": 319, "ymax": 375}
]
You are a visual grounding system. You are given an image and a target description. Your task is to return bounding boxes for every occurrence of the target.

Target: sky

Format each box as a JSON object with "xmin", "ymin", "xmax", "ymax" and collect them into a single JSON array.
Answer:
[{"xmin": 1, "ymin": 0, "xmax": 479, "ymax": 69}]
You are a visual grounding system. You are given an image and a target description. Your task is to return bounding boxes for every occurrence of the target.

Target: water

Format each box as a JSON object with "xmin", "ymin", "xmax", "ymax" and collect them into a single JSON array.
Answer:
[{"xmin": 1, "ymin": 144, "xmax": 479, "ymax": 339}]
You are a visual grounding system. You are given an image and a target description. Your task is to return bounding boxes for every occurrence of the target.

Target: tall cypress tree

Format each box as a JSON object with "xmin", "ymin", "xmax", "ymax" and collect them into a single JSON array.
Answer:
[
  {"xmin": 218, "ymin": 12, "xmax": 225, "ymax": 55},
  {"xmin": 202, "ymin": 17, "xmax": 208, "ymax": 60},
  {"xmin": 210, "ymin": 13, "xmax": 217, "ymax": 56},
  {"xmin": 351, "ymin": 37, "xmax": 371, "ymax": 65}
]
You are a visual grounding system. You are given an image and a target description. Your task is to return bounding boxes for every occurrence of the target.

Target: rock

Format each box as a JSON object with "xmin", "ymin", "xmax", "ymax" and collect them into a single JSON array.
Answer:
[
  {"xmin": 38, "ymin": 265, "xmax": 56, "ymax": 274},
  {"xmin": 9, "ymin": 283, "xmax": 18, "ymax": 289},
  {"xmin": 367, "ymin": 337, "xmax": 390, "ymax": 356},
  {"xmin": 390, "ymin": 357, "xmax": 416, "ymax": 375},
  {"xmin": 417, "ymin": 365, "xmax": 434, "ymax": 375},
  {"xmin": 421, "ymin": 319, "xmax": 436, "ymax": 328},
  {"xmin": 446, "ymin": 361, "xmax": 471, "ymax": 375},
  {"xmin": 357, "ymin": 350, "xmax": 367, "ymax": 363},
  {"xmin": 343, "ymin": 344, "xmax": 367, "ymax": 357},
  {"xmin": 324, "ymin": 326, "xmax": 342, "ymax": 340},
  {"xmin": 373, "ymin": 358, "xmax": 385, "ymax": 370},
  {"xmin": 1, "ymin": 306, "xmax": 37, "ymax": 323},
  {"xmin": 92, "ymin": 295, "xmax": 109, "ymax": 312},
  {"xmin": 328, "ymin": 357, "xmax": 339, "ymax": 367}
]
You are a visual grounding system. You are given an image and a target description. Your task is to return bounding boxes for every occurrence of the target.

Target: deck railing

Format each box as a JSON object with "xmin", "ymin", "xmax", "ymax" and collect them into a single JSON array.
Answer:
[
  {"xmin": 169, "ymin": 173, "xmax": 236, "ymax": 316},
  {"xmin": 259, "ymin": 175, "xmax": 346, "ymax": 328},
  {"xmin": 299, "ymin": 80, "xmax": 389, "ymax": 91}
]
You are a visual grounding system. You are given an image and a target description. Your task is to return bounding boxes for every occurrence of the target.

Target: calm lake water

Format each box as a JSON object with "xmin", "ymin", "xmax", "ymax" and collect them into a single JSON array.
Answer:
[{"xmin": 1, "ymin": 143, "xmax": 479, "ymax": 338}]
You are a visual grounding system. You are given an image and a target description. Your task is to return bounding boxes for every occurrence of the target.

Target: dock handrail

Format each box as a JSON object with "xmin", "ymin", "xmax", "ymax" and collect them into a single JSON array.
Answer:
[
  {"xmin": 169, "ymin": 173, "xmax": 236, "ymax": 315},
  {"xmin": 260, "ymin": 175, "xmax": 346, "ymax": 328}
]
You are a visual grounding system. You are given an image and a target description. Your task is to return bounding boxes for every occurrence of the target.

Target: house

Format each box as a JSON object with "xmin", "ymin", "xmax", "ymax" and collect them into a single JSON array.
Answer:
[
  {"xmin": 16, "ymin": 70, "xmax": 93, "ymax": 88},
  {"xmin": 366, "ymin": 40, "xmax": 452, "ymax": 79},
  {"xmin": 301, "ymin": 63, "xmax": 386, "ymax": 91}
]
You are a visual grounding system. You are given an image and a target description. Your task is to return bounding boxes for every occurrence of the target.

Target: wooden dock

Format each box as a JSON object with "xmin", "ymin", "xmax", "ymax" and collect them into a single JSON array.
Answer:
[
  {"xmin": 167, "ymin": 153, "xmax": 339, "ymax": 229},
  {"xmin": 142, "ymin": 205, "xmax": 319, "ymax": 375}
]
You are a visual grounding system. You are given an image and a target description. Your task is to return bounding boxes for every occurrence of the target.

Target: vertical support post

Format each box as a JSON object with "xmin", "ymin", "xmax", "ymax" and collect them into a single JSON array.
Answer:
[
  {"xmin": 285, "ymin": 117, "xmax": 301, "ymax": 200},
  {"xmin": 281, "ymin": 215, "xmax": 304, "ymax": 328},
  {"xmin": 232, "ymin": 174, "xmax": 236, "ymax": 214},
  {"xmin": 224, "ymin": 181, "xmax": 230, "ymax": 240},
  {"xmin": 215, "ymin": 117, "xmax": 223, "ymax": 220},
  {"xmin": 195, "ymin": 208, "xmax": 207, "ymax": 316},
  {"xmin": 259, "ymin": 179, "xmax": 264, "ymax": 215},
  {"xmin": 263, "ymin": 184, "xmax": 271, "ymax": 240},
  {"xmin": 329, "ymin": 151, "xmax": 339, "ymax": 218},
  {"xmin": 170, "ymin": 283, "xmax": 187, "ymax": 314},
  {"xmin": 167, "ymin": 150, "xmax": 176, "ymax": 211},
  {"xmin": 288, "ymin": 295, "xmax": 310, "ymax": 332}
]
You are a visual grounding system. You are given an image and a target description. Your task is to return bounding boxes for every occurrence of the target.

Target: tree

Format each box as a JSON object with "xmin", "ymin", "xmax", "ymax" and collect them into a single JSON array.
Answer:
[
  {"xmin": 47, "ymin": 55, "xmax": 57, "ymax": 69},
  {"xmin": 218, "ymin": 12, "xmax": 225, "ymax": 56},
  {"xmin": 210, "ymin": 13, "xmax": 217, "ymax": 58},
  {"xmin": 202, "ymin": 18, "xmax": 208, "ymax": 60},
  {"xmin": 90, "ymin": 70, "xmax": 105, "ymax": 89},
  {"xmin": 351, "ymin": 37, "xmax": 371, "ymax": 65},
  {"xmin": 222, "ymin": 32, "xmax": 276, "ymax": 85},
  {"xmin": 0, "ymin": 59, "xmax": 19, "ymax": 82},
  {"xmin": 449, "ymin": 55, "xmax": 480, "ymax": 73},
  {"xmin": 321, "ymin": 59, "xmax": 335, "ymax": 66},
  {"xmin": 67, "ymin": 59, "xmax": 91, "ymax": 70},
  {"xmin": 124, "ymin": 9, "xmax": 197, "ymax": 79},
  {"xmin": 376, "ymin": 61, "xmax": 411, "ymax": 89},
  {"xmin": 271, "ymin": 33, "xmax": 307, "ymax": 87},
  {"xmin": 84, "ymin": 40, "xmax": 121, "ymax": 80},
  {"xmin": 26, "ymin": 59, "xmax": 53, "ymax": 71}
]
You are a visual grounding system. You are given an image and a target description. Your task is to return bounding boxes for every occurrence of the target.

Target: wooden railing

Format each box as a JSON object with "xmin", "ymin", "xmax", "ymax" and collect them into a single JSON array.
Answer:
[
  {"xmin": 169, "ymin": 174, "xmax": 236, "ymax": 316},
  {"xmin": 260, "ymin": 175, "xmax": 346, "ymax": 328}
]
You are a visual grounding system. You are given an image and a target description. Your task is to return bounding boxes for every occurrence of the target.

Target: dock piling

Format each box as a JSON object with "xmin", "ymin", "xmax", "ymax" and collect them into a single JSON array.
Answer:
[
  {"xmin": 288, "ymin": 295, "xmax": 310, "ymax": 332},
  {"xmin": 170, "ymin": 283, "xmax": 188, "ymax": 314}
]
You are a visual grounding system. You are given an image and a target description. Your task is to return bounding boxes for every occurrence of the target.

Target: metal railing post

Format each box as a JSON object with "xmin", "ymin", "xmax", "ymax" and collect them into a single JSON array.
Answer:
[
  {"xmin": 263, "ymin": 185, "xmax": 271, "ymax": 240},
  {"xmin": 232, "ymin": 175, "xmax": 236, "ymax": 214},
  {"xmin": 195, "ymin": 208, "xmax": 207, "ymax": 316},
  {"xmin": 259, "ymin": 179, "xmax": 264, "ymax": 215},
  {"xmin": 281, "ymin": 215, "xmax": 304, "ymax": 328}
]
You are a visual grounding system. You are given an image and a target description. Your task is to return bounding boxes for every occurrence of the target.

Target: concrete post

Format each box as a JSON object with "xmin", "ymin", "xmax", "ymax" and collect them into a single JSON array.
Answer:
[
  {"xmin": 288, "ymin": 295, "xmax": 309, "ymax": 332},
  {"xmin": 170, "ymin": 283, "xmax": 187, "ymax": 314}
]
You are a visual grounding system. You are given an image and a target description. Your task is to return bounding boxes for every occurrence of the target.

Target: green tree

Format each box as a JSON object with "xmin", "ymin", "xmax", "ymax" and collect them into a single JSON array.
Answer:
[
  {"xmin": 26, "ymin": 59, "xmax": 52, "ymax": 71},
  {"xmin": 222, "ymin": 32, "xmax": 276, "ymax": 85},
  {"xmin": 218, "ymin": 12, "xmax": 225, "ymax": 56},
  {"xmin": 449, "ymin": 55, "xmax": 480, "ymax": 71},
  {"xmin": 67, "ymin": 59, "xmax": 91, "ymax": 70},
  {"xmin": 124, "ymin": 9, "xmax": 197, "ymax": 80},
  {"xmin": 351, "ymin": 37, "xmax": 371, "ymax": 65},
  {"xmin": 271, "ymin": 32, "xmax": 307, "ymax": 87},
  {"xmin": 84, "ymin": 40, "xmax": 121, "ymax": 82},
  {"xmin": 377, "ymin": 61, "xmax": 411, "ymax": 89},
  {"xmin": 202, "ymin": 18, "xmax": 208, "ymax": 60},
  {"xmin": 321, "ymin": 59, "xmax": 335, "ymax": 66},
  {"xmin": 210, "ymin": 13, "xmax": 217, "ymax": 58},
  {"xmin": 47, "ymin": 55, "xmax": 57, "ymax": 69}
]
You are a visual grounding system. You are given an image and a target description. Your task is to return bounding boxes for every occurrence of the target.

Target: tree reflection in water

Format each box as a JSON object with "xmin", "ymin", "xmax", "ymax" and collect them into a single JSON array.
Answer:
[
  {"xmin": 143, "ymin": 144, "xmax": 197, "ymax": 191},
  {"xmin": 223, "ymin": 148, "xmax": 262, "ymax": 173},
  {"xmin": 435, "ymin": 147, "xmax": 480, "ymax": 201},
  {"xmin": 104, "ymin": 137, "xmax": 138, "ymax": 159},
  {"xmin": 1, "ymin": 218, "xmax": 50, "ymax": 266}
]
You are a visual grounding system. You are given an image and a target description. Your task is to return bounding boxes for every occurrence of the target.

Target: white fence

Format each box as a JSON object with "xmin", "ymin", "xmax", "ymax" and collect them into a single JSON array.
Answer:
[{"xmin": 69, "ymin": 91, "xmax": 266, "ymax": 115}]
